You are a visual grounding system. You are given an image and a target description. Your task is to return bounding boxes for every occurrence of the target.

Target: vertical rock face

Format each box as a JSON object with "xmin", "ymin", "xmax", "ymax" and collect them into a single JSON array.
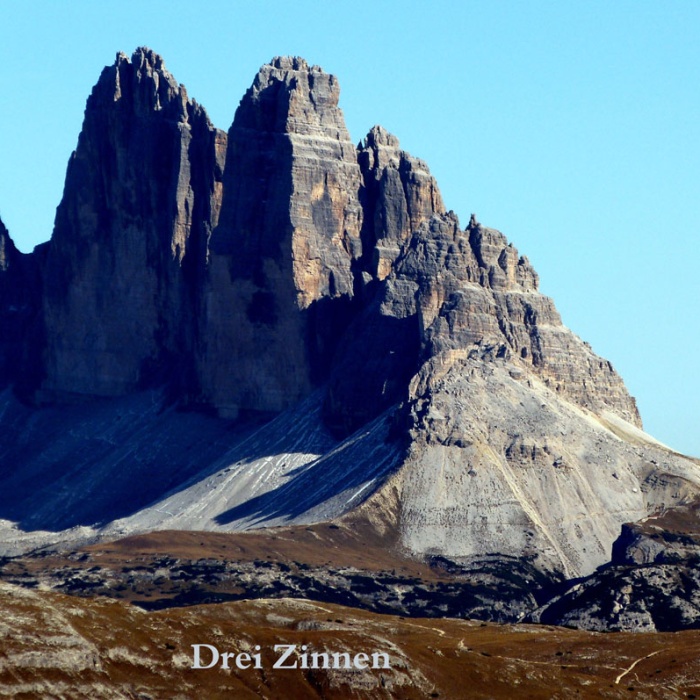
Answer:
[
  {"xmin": 0, "ymin": 218, "xmax": 15, "ymax": 272},
  {"xmin": 325, "ymin": 211, "xmax": 640, "ymax": 436},
  {"xmin": 199, "ymin": 57, "xmax": 363, "ymax": 417},
  {"xmin": 42, "ymin": 48, "xmax": 226, "ymax": 400},
  {"xmin": 0, "ymin": 219, "xmax": 23, "ymax": 386},
  {"xmin": 323, "ymin": 125, "xmax": 447, "ymax": 435},
  {"xmin": 357, "ymin": 125, "xmax": 445, "ymax": 283},
  {"xmin": 6, "ymin": 49, "xmax": 696, "ymax": 581},
  {"xmin": 0, "ymin": 219, "xmax": 42, "ymax": 391}
]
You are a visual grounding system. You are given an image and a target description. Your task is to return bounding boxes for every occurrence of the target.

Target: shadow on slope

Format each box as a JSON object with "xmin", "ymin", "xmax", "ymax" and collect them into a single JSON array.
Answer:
[
  {"xmin": 213, "ymin": 408, "xmax": 403, "ymax": 526},
  {"xmin": 0, "ymin": 390, "xmax": 248, "ymax": 531},
  {"xmin": 0, "ymin": 389, "xmax": 403, "ymax": 534}
]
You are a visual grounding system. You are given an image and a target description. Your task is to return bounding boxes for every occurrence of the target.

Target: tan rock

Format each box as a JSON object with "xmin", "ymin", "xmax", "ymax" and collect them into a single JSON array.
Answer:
[{"xmin": 198, "ymin": 57, "xmax": 363, "ymax": 417}]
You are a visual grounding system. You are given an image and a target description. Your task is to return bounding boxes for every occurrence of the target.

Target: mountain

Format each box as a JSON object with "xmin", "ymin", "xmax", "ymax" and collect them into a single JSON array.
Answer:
[
  {"xmin": 41, "ymin": 48, "xmax": 225, "ymax": 400},
  {"xmin": 1, "ymin": 48, "xmax": 700, "ymax": 630}
]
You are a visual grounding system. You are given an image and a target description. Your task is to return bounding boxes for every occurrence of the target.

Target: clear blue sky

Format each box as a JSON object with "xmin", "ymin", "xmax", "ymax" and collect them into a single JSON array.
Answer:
[{"xmin": 1, "ymin": 1, "xmax": 698, "ymax": 456}]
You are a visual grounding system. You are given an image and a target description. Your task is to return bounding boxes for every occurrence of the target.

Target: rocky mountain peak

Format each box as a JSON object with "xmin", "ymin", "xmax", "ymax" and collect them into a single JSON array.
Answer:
[
  {"xmin": 198, "ymin": 58, "xmax": 363, "ymax": 416},
  {"xmin": 94, "ymin": 47, "xmax": 189, "ymax": 121},
  {"xmin": 356, "ymin": 124, "xmax": 445, "ymax": 283},
  {"xmin": 241, "ymin": 56, "xmax": 345, "ymax": 141},
  {"xmin": 129, "ymin": 46, "xmax": 166, "ymax": 71},
  {"xmin": 2, "ymin": 50, "xmax": 697, "ymax": 590},
  {"xmin": 363, "ymin": 124, "xmax": 401, "ymax": 149}
]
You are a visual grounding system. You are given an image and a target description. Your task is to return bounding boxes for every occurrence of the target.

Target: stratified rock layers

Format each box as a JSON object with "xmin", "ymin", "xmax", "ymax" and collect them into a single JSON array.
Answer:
[
  {"xmin": 328, "ymin": 213, "xmax": 692, "ymax": 577},
  {"xmin": 36, "ymin": 49, "xmax": 640, "ymax": 430},
  {"xmin": 357, "ymin": 125, "xmax": 444, "ymax": 282}
]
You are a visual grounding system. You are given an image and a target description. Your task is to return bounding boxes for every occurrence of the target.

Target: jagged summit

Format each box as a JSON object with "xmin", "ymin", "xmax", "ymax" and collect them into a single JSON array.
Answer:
[
  {"xmin": 98, "ymin": 47, "xmax": 186, "ymax": 115},
  {"xmin": 128, "ymin": 46, "xmax": 167, "ymax": 70},
  {"xmin": 263, "ymin": 55, "xmax": 309, "ymax": 71},
  {"xmin": 200, "ymin": 54, "xmax": 363, "ymax": 416},
  {"xmin": 261, "ymin": 55, "xmax": 325, "ymax": 75},
  {"xmin": 41, "ymin": 46, "xmax": 225, "ymax": 399},
  {"xmin": 0, "ymin": 50, "xmax": 698, "ymax": 583},
  {"xmin": 363, "ymin": 124, "xmax": 400, "ymax": 149},
  {"xmin": 243, "ymin": 56, "xmax": 345, "ymax": 137}
]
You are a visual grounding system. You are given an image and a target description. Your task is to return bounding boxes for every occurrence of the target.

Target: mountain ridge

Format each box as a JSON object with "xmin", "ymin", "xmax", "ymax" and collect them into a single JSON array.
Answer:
[{"xmin": 1, "ymin": 48, "xmax": 698, "ymax": 588}]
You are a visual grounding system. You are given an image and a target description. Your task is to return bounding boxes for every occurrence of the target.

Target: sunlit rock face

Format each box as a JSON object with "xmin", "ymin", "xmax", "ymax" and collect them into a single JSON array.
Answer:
[
  {"xmin": 198, "ymin": 57, "xmax": 364, "ymax": 418},
  {"xmin": 323, "ymin": 210, "xmax": 691, "ymax": 578}
]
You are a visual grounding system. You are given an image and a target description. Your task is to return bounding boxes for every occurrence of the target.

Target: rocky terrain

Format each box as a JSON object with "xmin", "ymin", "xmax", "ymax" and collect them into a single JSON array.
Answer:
[
  {"xmin": 1, "ymin": 50, "xmax": 700, "ymax": 700},
  {"xmin": 5, "ymin": 518, "xmax": 700, "ymax": 696},
  {"xmin": 2, "ymin": 48, "xmax": 698, "ymax": 579},
  {"xmin": 3, "ymin": 580, "xmax": 700, "ymax": 699},
  {"xmin": 0, "ymin": 527, "xmax": 556, "ymax": 623},
  {"xmin": 530, "ymin": 498, "xmax": 700, "ymax": 632}
]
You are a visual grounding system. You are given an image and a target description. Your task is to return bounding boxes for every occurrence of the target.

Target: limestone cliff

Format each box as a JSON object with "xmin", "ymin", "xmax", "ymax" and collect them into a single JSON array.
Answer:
[
  {"xmin": 357, "ymin": 125, "xmax": 445, "ymax": 283},
  {"xmin": 1, "ymin": 51, "xmax": 698, "ymax": 586},
  {"xmin": 327, "ymin": 211, "xmax": 684, "ymax": 575},
  {"xmin": 42, "ymin": 48, "xmax": 226, "ymax": 400},
  {"xmin": 325, "ymin": 211, "xmax": 639, "ymax": 437},
  {"xmin": 199, "ymin": 57, "xmax": 363, "ymax": 417}
]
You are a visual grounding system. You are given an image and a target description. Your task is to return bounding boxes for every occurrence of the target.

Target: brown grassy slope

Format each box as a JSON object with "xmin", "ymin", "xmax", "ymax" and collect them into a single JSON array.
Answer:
[
  {"xmin": 2, "ymin": 581, "xmax": 700, "ymax": 700},
  {"xmin": 7, "ymin": 523, "xmax": 445, "ymax": 589},
  {"xmin": 86, "ymin": 522, "xmax": 411, "ymax": 573}
]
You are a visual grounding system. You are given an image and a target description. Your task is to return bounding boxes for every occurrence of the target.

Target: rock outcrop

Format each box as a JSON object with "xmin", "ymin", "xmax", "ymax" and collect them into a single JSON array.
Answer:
[
  {"xmin": 356, "ymin": 125, "xmax": 445, "ymax": 283},
  {"xmin": 528, "ymin": 497, "xmax": 700, "ymax": 631},
  {"xmin": 325, "ymin": 209, "xmax": 640, "ymax": 433},
  {"xmin": 41, "ymin": 48, "xmax": 226, "ymax": 400},
  {"xmin": 530, "ymin": 562, "xmax": 700, "ymax": 632}
]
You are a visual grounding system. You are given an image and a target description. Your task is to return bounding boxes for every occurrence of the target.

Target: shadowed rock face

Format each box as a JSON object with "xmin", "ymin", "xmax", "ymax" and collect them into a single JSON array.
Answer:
[
  {"xmin": 199, "ymin": 57, "xmax": 363, "ymax": 417},
  {"xmin": 41, "ymin": 48, "xmax": 226, "ymax": 400},
  {"xmin": 0, "ymin": 218, "xmax": 43, "ymax": 392},
  {"xmin": 0, "ymin": 218, "xmax": 23, "ymax": 386},
  {"xmin": 357, "ymin": 125, "xmax": 445, "ymax": 283}
]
